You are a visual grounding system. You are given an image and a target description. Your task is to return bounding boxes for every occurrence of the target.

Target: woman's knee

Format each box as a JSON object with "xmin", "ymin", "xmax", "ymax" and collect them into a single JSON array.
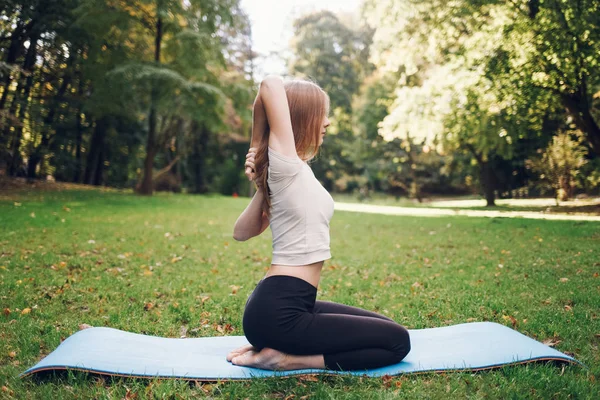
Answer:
[{"xmin": 392, "ymin": 326, "xmax": 411, "ymax": 362}]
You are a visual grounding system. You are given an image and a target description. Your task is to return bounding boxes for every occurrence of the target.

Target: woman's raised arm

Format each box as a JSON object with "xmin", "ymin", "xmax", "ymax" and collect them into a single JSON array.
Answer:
[{"xmin": 258, "ymin": 75, "xmax": 296, "ymax": 158}]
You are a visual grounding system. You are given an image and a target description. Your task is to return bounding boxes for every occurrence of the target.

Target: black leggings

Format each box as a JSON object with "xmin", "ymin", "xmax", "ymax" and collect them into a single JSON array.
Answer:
[{"xmin": 242, "ymin": 275, "xmax": 411, "ymax": 371}]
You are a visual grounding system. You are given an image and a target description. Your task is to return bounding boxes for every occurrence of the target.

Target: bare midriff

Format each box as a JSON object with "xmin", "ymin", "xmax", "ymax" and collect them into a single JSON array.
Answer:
[{"xmin": 263, "ymin": 260, "xmax": 324, "ymax": 289}]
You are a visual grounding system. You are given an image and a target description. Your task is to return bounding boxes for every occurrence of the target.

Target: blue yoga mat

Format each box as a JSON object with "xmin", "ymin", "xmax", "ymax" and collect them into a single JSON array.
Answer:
[{"xmin": 21, "ymin": 322, "xmax": 579, "ymax": 380}]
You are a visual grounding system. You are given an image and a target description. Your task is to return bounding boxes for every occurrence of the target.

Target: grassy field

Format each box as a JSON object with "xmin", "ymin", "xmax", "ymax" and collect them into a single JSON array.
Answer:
[{"xmin": 1, "ymin": 187, "xmax": 599, "ymax": 399}]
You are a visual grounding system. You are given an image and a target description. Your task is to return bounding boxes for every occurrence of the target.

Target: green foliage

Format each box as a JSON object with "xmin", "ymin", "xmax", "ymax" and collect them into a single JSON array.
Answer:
[
  {"xmin": 2, "ymin": 0, "xmax": 598, "ymax": 198},
  {"xmin": 526, "ymin": 129, "xmax": 589, "ymax": 201},
  {"xmin": 0, "ymin": 0, "xmax": 253, "ymax": 195},
  {"xmin": 290, "ymin": 10, "xmax": 373, "ymax": 113},
  {"xmin": 288, "ymin": 10, "xmax": 375, "ymax": 191},
  {"xmin": 360, "ymin": 0, "xmax": 600, "ymax": 202}
]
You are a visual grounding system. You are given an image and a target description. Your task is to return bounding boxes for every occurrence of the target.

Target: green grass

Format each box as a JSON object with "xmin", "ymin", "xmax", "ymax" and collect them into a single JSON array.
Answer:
[{"xmin": 1, "ymin": 188, "xmax": 599, "ymax": 399}]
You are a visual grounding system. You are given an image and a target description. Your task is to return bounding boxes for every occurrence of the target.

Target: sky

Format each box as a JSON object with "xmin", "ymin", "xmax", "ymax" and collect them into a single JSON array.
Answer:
[{"xmin": 239, "ymin": 0, "xmax": 362, "ymax": 80}]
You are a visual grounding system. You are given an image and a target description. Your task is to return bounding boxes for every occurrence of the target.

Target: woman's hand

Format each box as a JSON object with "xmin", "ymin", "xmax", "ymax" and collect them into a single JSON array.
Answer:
[{"xmin": 245, "ymin": 147, "xmax": 257, "ymax": 182}]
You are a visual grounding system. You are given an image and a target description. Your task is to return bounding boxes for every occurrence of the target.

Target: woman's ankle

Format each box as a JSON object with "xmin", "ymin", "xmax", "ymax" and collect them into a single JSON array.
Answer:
[{"xmin": 284, "ymin": 354, "xmax": 325, "ymax": 370}]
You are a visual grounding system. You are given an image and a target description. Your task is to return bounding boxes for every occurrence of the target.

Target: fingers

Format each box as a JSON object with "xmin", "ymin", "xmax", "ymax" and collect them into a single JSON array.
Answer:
[
  {"xmin": 245, "ymin": 160, "xmax": 255, "ymax": 171},
  {"xmin": 245, "ymin": 167, "xmax": 255, "ymax": 182},
  {"xmin": 245, "ymin": 148, "xmax": 258, "ymax": 181}
]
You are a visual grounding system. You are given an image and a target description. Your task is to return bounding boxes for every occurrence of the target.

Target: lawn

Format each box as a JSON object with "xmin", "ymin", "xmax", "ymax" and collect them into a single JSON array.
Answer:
[{"xmin": 1, "ymin": 188, "xmax": 599, "ymax": 399}]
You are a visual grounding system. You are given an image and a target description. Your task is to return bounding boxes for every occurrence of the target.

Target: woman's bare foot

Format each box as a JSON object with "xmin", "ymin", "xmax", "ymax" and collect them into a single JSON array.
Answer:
[
  {"xmin": 230, "ymin": 347, "xmax": 289, "ymax": 370},
  {"xmin": 226, "ymin": 344, "xmax": 255, "ymax": 362},
  {"xmin": 230, "ymin": 347, "xmax": 326, "ymax": 371}
]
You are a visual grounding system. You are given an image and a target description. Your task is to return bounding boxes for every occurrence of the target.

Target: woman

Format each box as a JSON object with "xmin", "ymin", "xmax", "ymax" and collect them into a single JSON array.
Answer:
[{"xmin": 226, "ymin": 75, "xmax": 411, "ymax": 371}]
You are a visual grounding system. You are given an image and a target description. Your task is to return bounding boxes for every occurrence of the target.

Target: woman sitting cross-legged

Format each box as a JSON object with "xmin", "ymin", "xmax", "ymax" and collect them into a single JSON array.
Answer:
[{"xmin": 227, "ymin": 75, "xmax": 411, "ymax": 371}]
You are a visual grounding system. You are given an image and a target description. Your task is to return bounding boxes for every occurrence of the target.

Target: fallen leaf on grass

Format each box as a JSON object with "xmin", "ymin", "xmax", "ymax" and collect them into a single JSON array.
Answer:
[
  {"xmin": 8, "ymin": 351, "xmax": 16, "ymax": 358},
  {"xmin": 559, "ymin": 277, "xmax": 569, "ymax": 282},
  {"xmin": 542, "ymin": 338, "xmax": 561, "ymax": 347},
  {"xmin": 124, "ymin": 387, "xmax": 137, "ymax": 399},
  {"xmin": 213, "ymin": 323, "xmax": 234, "ymax": 334},
  {"xmin": 21, "ymin": 308, "xmax": 31, "ymax": 315},
  {"xmin": 382, "ymin": 374, "xmax": 393, "ymax": 388},
  {"xmin": 501, "ymin": 315, "xmax": 518, "ymax": 328},
  {"xmin": 564, "ymin": 305, "xmax": 573, "ymax": 312},
  {"xmin": 79, "ymin": 323, "xmax": 93, "ymax": 330},
  {"xmin": 195, "ymin": 382, "xmax": 213, "ymax": 395},
  {"xmin": 299, "ymin": 374, "xmax": 319, "ymax": 382},
  {"xmin": 229, "ymin": 285, "xmax": 241, "ymax": 294},
  {"xmin": 3, "ymin": 308, "xmax": 10, "ymax": 316}
]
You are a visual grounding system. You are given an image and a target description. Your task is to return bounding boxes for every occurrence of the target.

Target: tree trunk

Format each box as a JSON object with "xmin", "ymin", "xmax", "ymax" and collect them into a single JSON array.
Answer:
[
  {"xmin": 464, "ymin": 142, "xmax": 497, "ymax": 206},
  {"xmin": 479, "ymin": 160, "xmax": 496, "ymax": 207},
  {"xmin": 138, "ymin": 106, "xmax": 157, "ymax": 195},
  {"xmin": 84, "ymin": 116, "xmax": 109, "ymax": 185},
  {"xmin": 74, "ymin": 93, "xmax": 84, "ymax": 183},
  {"xmin": 27, "ymin": 51, "xmax": 74, "ymax": 179},
  {"xmin": 26, "ymin": 134, "xmax": 49, "ymax": 179},
  {"xmin": 6, "ymin": 31, "xmax": 40, "ymax": 176},
  {"xmin": 137, "ymin": 15, "xmax": 163, "ymax": 195},
  {"xmin": 74, "ymin": 48, "xmax": 87, "ymax": 183},
  {"xmin": 92, "ymin": 145, "xmax": 104, "ymax": 186},
  {"xmin": 561, "ymin": 77, "xmax": 600, "ymax": 156},
  {"xmin": 191, "ymin": 123, "xmax": 209, "ymax": 194}
]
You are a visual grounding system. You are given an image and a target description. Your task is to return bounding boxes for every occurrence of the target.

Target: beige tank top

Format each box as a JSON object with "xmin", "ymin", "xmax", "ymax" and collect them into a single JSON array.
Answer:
[{"xmin": 267, "ymin": 146, "xmax": 334, "ymax": 265}]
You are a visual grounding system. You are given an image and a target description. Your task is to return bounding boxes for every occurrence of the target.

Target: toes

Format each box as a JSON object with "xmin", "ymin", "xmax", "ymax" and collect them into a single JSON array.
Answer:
[
  {"xmin": 231, "ymin": 351, "xmax": 257, "ymax": 366},
  {"xmin": 226, "ymin": 345, "xmax": 255, "ymax": 361}
]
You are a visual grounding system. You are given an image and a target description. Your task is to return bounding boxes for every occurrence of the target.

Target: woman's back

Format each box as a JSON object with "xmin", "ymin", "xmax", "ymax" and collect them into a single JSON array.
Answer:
[{"xmin": 267, "ymin": 146, "xmax": 334, "ymax": 267}]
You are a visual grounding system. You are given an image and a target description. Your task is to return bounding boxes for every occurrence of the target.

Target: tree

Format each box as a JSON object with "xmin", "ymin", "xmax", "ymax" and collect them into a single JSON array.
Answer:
[
  {"xmin": 288, "ymin": 10, "xmax": 374, "ymax": 190},
  {"xmin": 362, "ymin": 0, "xmax": 567, "ymax": 204},
  {"xmin": 526, "ymin": 129, "xmax": 588, "ymax": 201},
  {"xmin": 74, "ymin": 0, "xmax": 246, "ymax": 194},
  {"xmin": 478, "ymin": 0, "xmax": 600, "ymax": 156}
]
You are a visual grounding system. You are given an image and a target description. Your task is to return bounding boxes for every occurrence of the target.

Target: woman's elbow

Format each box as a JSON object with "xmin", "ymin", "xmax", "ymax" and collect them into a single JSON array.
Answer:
[
  {"xmin": 259, "ymin": 75, "xmax": 283, "ymax": 93},
  {"xmin": 233, "ymin": 230, "xmax": 248, "ymax": 242}
]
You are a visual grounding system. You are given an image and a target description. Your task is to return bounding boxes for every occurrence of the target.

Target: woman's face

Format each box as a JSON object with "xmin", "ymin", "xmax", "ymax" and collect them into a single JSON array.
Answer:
[{"xmin": 319, "ymin": 116, "xmax": 331, "ymax": 145}]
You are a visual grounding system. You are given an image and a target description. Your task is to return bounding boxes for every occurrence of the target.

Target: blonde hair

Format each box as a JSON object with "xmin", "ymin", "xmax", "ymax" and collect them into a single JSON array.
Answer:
[{"xmin": 254, "ymin": 79, "xmax": 330, "ymax": 217}]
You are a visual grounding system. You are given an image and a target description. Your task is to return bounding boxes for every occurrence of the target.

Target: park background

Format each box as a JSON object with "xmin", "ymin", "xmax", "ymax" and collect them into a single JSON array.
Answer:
[
  {"xmin": 1, "ymin": 0, "xmax": 599, "ymax": 399},
  {"xmin": 1, "ymin": 0, "xmax": 600, "ymax": 206}
]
